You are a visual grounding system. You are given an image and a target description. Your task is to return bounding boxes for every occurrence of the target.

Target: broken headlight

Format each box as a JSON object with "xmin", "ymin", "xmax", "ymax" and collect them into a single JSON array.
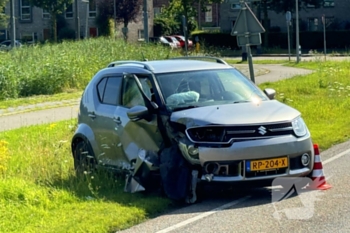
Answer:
[
  {"xmin": 186, "ymin": 127, "xmax": 226, "ymax": 143},
  {"xmin": 178, "ymin": 139, "xmax": 200, "ymax": 165}
]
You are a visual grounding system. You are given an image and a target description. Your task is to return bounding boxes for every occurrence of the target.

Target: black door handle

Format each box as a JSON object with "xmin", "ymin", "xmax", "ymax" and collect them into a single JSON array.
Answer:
[
  {"xmin": 113, "ymin": 117, "xmax": 122, "ymax": 124},
  {"xmin": 88, "ymin": 112, "xmax": 96, "ymax": 119}
]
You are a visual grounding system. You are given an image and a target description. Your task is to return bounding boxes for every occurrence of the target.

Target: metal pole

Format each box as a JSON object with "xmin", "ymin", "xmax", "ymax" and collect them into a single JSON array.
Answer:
[
  {"xmin": 295, "ymin": 0, "xmax": 300, "ymax": 63},
  {"xmin": 287, "ymin": 21, "xmax": 290, "ymax": 61},
  {"xmin": 85, "ymin": 1, "xmax": 89, "ymax": 39},
  {"xmin": 242, "ymin": 1, "xmax": 255, "ymax": 83},
  {"xmin": 114, "ymin": 0, "xmax": 116, "ymax": 38},
  {"xmin": 10, "ymin": 0, "xmax": 15, "ymax": 47},
  {"xmin": 75, "ymin": 0, "xmax": 80, "ymax": 40},
  {"xmin": 323, "ymin": 15, "xmax": 326, "ymax": 60},
  {"xmin": 143, "ymin": 0, "xmax": 149, "ymax": 42},
  {"xmin": 182, "ymin": 15, "xmax": 188, "ymax": 56},
  {"xmin": 247, "ymin": 45, "xmax": 255, "ymax": 83}
]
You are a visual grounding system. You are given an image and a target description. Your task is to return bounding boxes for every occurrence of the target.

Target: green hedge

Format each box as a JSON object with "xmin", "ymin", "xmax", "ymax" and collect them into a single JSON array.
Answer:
[{"xmin": 192, "ymin": 31, "xmax": 350, "ymax": 50}]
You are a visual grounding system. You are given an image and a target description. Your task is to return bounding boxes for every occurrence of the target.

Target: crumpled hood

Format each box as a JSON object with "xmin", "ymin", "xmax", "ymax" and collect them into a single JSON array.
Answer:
[{"xmin": 170, "ymin": 100, "xmax": 301, "ymax": 127}]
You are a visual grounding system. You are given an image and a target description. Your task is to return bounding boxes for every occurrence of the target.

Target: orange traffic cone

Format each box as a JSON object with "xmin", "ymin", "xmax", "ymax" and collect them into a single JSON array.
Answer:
[{"xmin": 307, "ymin": 144, "xmax": 332, "ymax": 190}]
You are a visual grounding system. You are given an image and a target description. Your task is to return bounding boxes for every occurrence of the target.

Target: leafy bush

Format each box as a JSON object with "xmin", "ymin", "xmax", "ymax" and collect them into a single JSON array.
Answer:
[{"xmin": 0, "ymin": 37, "xmax": 180, "ymax": 100}]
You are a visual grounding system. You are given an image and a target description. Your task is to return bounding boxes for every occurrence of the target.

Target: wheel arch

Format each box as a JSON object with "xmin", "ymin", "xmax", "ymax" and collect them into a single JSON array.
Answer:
[{"xmin": 71, "ymin": 123, "xmax": 100, "ymax": 161}]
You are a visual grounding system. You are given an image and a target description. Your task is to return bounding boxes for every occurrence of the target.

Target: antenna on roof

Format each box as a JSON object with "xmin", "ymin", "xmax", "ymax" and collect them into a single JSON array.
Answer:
[{"xmin": 141, "ymin": 52, "xmax": 148, "ymax": 61}]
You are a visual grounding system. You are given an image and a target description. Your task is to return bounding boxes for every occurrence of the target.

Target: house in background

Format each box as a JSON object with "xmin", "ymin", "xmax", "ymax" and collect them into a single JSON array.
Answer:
[
  {"xmin": 220, "ymin": 0, "xmax": 349, "ymax": 33},
  {"xmin": 267, "ymin": 0, "xmax": 348, "ymax": 32},
  {"xmin": 0, "ymin": 0, "xmax": 153, "ymax": 43}
]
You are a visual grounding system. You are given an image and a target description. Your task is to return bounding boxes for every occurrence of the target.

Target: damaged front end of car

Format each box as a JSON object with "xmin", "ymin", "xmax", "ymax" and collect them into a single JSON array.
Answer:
[
  {"xmin": 119, "ymin": 74, "xmax": 201, "ymax": 203},
  {"xmin": 122, "ymin": 118, "xmax": 202, "ymax": 204}
]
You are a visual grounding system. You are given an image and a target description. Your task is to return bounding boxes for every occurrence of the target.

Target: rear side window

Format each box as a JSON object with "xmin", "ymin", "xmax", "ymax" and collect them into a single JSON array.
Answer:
[
  {"xmin": 97, "ymin": 77, "xmax": 122, "ymax": 105},
  {"xmin": 97, "ymin": 78, "xmax": 107, "ymax": 101}
]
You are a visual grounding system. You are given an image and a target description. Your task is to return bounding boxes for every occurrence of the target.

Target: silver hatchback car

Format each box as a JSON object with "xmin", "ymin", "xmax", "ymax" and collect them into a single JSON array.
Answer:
[{"xmin": 71, "ymin": 56, "xmax": 314, "ymax": 203}]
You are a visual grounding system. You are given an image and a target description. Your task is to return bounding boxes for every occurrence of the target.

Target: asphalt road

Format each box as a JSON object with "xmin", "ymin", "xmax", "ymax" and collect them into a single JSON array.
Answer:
[
  {"xmin": 0, "ymin": 105, "xmax": 79, "ymax": 132},
  {"xmin": 119, "ymin": 140, "xmax": 350, "ymax": 233}
]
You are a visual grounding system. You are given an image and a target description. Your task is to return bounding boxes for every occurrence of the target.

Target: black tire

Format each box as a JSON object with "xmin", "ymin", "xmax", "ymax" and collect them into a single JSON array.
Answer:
[{"xmin": 73, "ymin": 140, "xmax": 96, "ymax": 176}]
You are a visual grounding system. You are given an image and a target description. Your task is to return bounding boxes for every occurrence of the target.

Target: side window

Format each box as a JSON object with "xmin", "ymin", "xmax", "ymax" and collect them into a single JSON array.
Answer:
[
  {"xmin": 97, "ymin": 78, "xmax": 107, "ymax": 101},
  {"xmin": 122, "ymin": 78, "xmax": 146, "ymax": 108},
  {"xmin": 97, "ymin": 77, "xmax": 122, "ymax": 105}
]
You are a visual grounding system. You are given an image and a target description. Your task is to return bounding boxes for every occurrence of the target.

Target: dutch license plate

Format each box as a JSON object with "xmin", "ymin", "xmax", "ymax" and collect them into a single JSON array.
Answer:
[{"xmin": 246, "ymin": 157, "xmax": 288, "ymax": 172}]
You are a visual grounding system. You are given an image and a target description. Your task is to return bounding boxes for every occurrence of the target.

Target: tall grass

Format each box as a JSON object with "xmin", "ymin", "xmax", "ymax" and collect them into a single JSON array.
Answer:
[
  {"xmin": 260, "ymin": 60, "xmax": 350, "ymax": 149},
  {"xmin": 0, "ymin": 119, "xmax": 172, "ymax": 232},
  {"xmin": 0, "ymin": 38, "xmax": 181, "ymax": 100}
]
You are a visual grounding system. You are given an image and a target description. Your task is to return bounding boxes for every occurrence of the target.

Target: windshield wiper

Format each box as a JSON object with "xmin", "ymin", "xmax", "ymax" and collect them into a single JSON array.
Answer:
[
  {"xmin": 171, "ymin": 105, "xmax": 199, "ymax": 112},
  {"xmin": 232, "ymin": 100, "xmax": 251, "ymax": 104}
]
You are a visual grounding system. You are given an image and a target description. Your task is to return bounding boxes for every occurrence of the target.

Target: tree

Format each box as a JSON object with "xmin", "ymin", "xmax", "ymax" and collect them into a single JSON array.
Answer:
[
  {"xmin": 154, "ymin": 0, "xmax": 198, "ymax": 36},
  {"xmin": 0, "ymin": 0, "xmax": 8, "ymax": 28},
  {"xmin": 28, "ymin": 0, "xmax": 73, "ymax": 42},
  {"xmin": 155, "ymin": 0, "xmax": 223, "ymax": 44},
  {"xmin": 258, "ymin": 0, "xmax": 323, "ymax": 47},
  {"xmin": 96, "ymin": 0, "xmax": 142, "ymax": 41}
]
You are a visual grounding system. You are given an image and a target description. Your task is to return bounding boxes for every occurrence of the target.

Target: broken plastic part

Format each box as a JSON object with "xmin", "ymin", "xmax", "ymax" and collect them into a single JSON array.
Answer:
[
  {"xmin": 124, "ymin": 174, "xmax": 145, "ymax": 193},
  {"xmin": 204, "ymin": 174, "xmax": 214, "ymax": 182},
  {"xmin": 186, "ymin": 170, "xmax": 199, "ymax": 204}
]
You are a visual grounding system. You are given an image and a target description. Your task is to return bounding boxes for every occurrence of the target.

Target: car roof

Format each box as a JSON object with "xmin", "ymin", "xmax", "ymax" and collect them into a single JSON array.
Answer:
[{"xmin": 107, "ymin": 58, "xmax": 234, "ymax": 74}]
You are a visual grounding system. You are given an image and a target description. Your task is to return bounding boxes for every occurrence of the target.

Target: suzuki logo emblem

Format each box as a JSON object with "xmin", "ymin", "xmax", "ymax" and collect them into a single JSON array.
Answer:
[{"xmin": 258, "ymin": 126, "xmax": 267, "ymax": 135}]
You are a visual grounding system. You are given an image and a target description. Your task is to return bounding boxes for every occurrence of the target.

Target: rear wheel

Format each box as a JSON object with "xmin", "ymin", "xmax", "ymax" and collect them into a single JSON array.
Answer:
[{"xmin": 73, "ymin": 140, "xmax": 96, "ymax": 176}]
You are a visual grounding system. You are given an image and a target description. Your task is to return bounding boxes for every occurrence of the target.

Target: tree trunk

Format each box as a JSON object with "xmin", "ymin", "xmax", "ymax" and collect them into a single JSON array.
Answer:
[{"xmin": 123, "ymin": 21, "xmax": 128, "ymax": 42}]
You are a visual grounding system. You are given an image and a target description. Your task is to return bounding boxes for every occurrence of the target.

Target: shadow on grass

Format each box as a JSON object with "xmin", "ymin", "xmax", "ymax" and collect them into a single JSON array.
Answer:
[
  {"xmin": 49, "ymin": 171, "xmax": 308, "ymax": 219},
  {"xmin": 49, "ymin": 171, "xmax": 179, "ymax": 218}
]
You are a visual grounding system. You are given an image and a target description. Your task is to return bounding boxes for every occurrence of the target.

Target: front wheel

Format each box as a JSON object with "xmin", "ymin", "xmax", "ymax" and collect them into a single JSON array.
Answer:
[{"xmin": 73, "ymin": 140, "xmax": 96, "ymax": 176}]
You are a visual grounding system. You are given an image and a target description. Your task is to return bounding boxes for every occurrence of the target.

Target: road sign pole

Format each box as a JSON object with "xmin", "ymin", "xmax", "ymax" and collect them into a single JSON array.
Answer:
[
  {"xmin": 241, "ymin": 1, "xmax": 255, "ymax": 83},
  {"xmin": 247, "ymin": 45, "xmax": 255, "ymax": 83},
  {"xmin": 286, "ymin": 11, "xmax": 291, "ymax": 61},
  {"xmin": 230, "ymin": 0, "xmax": 265, "ymax": 84}
]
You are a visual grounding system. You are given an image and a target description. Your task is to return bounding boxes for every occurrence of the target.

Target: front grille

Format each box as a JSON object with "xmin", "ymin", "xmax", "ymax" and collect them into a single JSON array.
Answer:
[{"xmin": 186, "ymin": 122, "xmax": 293, "ymax": 144}]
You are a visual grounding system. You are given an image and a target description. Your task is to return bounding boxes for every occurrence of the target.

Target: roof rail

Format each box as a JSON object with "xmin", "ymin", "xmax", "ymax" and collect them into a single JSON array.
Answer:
[
  {"xmin": 107, "ymin": 60, "xmax": 154, "ymax": 71},
  {"xmin": 169, "ymin": 56, "xmax": 229, "ymax": 65}
]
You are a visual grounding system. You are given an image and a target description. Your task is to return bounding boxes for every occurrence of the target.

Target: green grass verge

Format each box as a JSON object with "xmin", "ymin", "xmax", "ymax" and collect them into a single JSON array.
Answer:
[
  {"xmin": 259, "ymin": 59, "xmax": 350, "ymax": 150},
  {"xmin": 0, "ymin": 120, "xmax": 173, "ymax": 233},
  {"xmin": 0, "ymin": 91, "xmax": 83, "ymax": 110},
  {"xmin": 225, "ymin": 59, "xmax": 290, "ymax": 65}
]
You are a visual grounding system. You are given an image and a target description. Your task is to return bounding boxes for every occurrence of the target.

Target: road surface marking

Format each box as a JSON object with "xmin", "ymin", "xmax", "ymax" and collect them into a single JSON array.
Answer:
[
  {"xmin": 155, "ymin": 196, "xmax": 251, "ymax": 233},
  {"xmin": 154, "ymin": 148, "xmax": 349, "ymax": 233},
  {"xmin": 323, "ymin": 148, "xmax": 350, "ymax": 165}
]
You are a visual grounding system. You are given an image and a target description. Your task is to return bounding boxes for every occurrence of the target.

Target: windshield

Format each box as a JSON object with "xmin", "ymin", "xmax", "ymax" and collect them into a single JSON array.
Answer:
[{"xmin": 156, "ymin": 69, "xmax": 269, "ymax": 111}]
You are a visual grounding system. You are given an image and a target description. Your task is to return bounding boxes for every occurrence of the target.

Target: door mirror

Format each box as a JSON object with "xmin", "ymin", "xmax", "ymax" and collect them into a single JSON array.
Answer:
[
  {"xmin": 123, "ymin": 73, "xmax": 158, "ymax": 110},
  {"xmin": 264, "ymin": 88, "xmax": 276, "ymax": 100},
  {"xmin": 127, "ymin": 105, "xmax": 149, "ymax": 121}
]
